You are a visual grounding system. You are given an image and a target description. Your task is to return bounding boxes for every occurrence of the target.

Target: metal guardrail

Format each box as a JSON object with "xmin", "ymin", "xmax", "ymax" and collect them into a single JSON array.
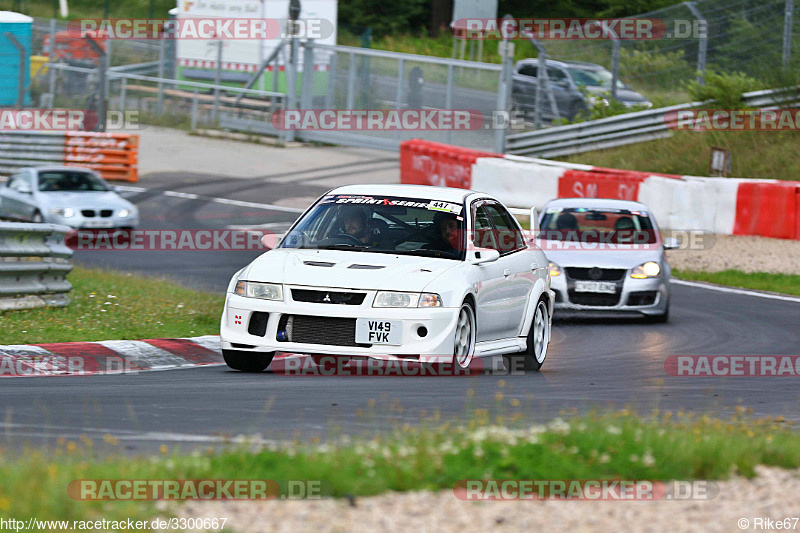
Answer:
[
  {"xmin": 0, "ymin": 223, "xmax": 74, "ymax": 311},
  {"xmin": 506, "ymin": 86, "xmax": 800, "ymax": 157},
  {"xmin": 0, "ymin": 132, "xmax": 66, "ymax": 175}
]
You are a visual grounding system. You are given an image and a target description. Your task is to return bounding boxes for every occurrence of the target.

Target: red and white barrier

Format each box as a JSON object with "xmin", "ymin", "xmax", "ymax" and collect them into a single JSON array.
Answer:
[{"xmin": 399, "ymin": 140, "xmax": 800, "ymax": 240}]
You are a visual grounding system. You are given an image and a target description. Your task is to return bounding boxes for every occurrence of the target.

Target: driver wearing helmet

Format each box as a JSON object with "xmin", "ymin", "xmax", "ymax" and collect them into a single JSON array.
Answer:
[{"xmin": 342, "ymin": 208, "xmax": 381, "ymax": 247}]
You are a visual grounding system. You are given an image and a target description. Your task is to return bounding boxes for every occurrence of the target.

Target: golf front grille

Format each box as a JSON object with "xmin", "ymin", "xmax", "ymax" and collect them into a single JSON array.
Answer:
[
  {"xmin": 277, "ymin": 315, "xmax": 368, "ymax": 347},
  {"xmin": 566, "ymin": 267, "xmax": 626, "ymax": 281}
]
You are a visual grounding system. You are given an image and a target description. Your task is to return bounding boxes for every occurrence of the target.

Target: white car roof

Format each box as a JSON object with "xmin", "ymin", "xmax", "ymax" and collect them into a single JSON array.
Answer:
[
  {"xmin": 544, "ymin": 197, "xmax": 650, "ymax": 211},
  {"xmin": 329, "ymin": 184, "xmax": 478, "ymax": 204}
]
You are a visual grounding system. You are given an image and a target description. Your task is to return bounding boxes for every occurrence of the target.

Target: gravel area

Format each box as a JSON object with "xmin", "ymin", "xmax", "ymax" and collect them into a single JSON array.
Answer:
[
  {"xmin": 666, "ymin": 234, "xmax": 800, "ymax": 274},
  {"xmin": 166, "ymin": 467, "xmax": 800, "ymax": 532}
]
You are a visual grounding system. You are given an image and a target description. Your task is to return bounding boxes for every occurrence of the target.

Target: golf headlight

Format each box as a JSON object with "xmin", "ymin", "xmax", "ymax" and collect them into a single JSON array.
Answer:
[
  {"xmin": 50, "ymin": 207, "xmax": 75, "ymax": 218},
  {"xmin": 373, "ymin": 292, "xmax": 442, "ymax": 308},
  {"xmin": 119, "ymin": 208, "xmax": 132, "ymax": 218},
  {"xmin": 549, "ymin": 262, "xmax": 562, "ymax": 277},
  {"xmin": 234, "ymin": 281, "xmax": 283, "ymax": 300},
  {"xmin": 630, "ymin": 261, "xmax": 661, "ymax": 279}
]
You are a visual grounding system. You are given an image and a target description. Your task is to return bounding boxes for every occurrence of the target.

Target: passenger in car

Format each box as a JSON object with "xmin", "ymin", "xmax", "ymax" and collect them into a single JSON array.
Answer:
[{"xmin": 424, "ymin": 212, "xmax": 460, "ymax": 255}]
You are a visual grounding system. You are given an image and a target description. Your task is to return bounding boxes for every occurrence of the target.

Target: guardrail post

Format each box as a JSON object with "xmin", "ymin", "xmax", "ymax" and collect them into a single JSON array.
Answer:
[
  {"xmin": 684, "ymin": 2, "xmax": 707, "ymax": 85},
  {"xmin": 286, "ymin": 36, "xmax": 299, "ymax": 142},
  {"xmin": 213, "ymin": 39, "xmax": 223, "ymax": 123},
  {"xmin": 47, "ymin": 18, "xmax": 56, "ymax": 109},
  {"xmin": 345, "ymin": 52, "xmax": 357, "ymax": 110},
  {"xmin": 325, "ymin": 52, "xmax": 337, "ymax": 109},
  {"xmin": 495, "ymin": 44, "xmax": 513, "ymax": 153},
  {"xmin": 85, "ymin": 36, "xmax": 107, "ymax": 132},
  {"xmin": 300, "ymin": 39, "xmax": 315, "ymax": 110},
  {"xmin": 120, "ymin": 77, "xmax": 127, "ymax": 113},
  {"xmin": 445, "ymin": 63, "xmax": 454, "ymax": 145},
  {"xmin": 533, "ymin": 41, "xmax": 547, "ymax": 130},
  {"xmin": 157, "ymin": 32, "xmax": 166, "ymax": 114},
  {"xmin": 611, "ymin": 39, "xmax": 620, "ymax": 103},
  {"xmin": 191, "ymin": 90, "xmax": 199, "ymax": 132},
  {"xmin": 784, "ymin": 0, "xmax": 794, "ymax": 67}
]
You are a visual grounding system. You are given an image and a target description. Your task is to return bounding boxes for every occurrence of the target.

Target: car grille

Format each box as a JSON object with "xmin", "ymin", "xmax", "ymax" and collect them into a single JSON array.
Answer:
[
  {"xmin": 627, "ymin": 291, "xmax": 658, "ymax": 306},
  {"xmin": 81, "ymin": 209, "xmax": 95, "ymax": 218},
  {"xmin": 277, "ymin": 315, "xmax": 369, "ymax": 347},
  {"xmin": 567, "ymin": 290, "xmax": 621, "ymax": 306},
  {"xmin": 100, "ymin": 209, "xmax": 113, "ymax": 218},
  {"xmin": 291, "ymin": 289, "xmax": 366, "ymax": 305},
  {"xmin": 566, "ymin": 267, "xmax": 626, "ymax": 281}
]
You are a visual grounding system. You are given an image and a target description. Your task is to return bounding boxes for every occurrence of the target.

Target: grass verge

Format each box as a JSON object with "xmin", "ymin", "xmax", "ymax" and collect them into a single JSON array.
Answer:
[
  {"xmin": 0, "ymin": 266, "xmax": 224, "ymax": 345},
  {"xmin": 674, "ymin": 269, "xmax": 800, "ymax": 297},
  {"xmin": 558, "ymin": 130, "xmax": 800, "ymax": 181},
  {"xmin": 0, "ymin": 409, "xmax": 797, "ymax": 520}
]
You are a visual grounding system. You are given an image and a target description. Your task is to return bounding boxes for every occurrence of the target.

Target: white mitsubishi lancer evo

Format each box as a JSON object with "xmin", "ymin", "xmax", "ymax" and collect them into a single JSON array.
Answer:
[{"xmin": 220, "ymin": 184, "xmax": 553, "ymax": 373}]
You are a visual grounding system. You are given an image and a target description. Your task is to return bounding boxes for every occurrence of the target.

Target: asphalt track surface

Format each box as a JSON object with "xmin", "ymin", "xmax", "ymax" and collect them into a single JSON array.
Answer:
[{"xmin": 2, "ymin": 166, "xmax": 799, "ymax": 453}]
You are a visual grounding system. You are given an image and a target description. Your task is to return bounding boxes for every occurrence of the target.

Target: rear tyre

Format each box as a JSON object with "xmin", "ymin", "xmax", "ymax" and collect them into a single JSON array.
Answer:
[
  {"xmin": 222, "ymin": 349, "xmax": 275, "ymax": 372},
  {"xmin": 504, "ymin": 298, "xmax": 549, "ymax": 373}
]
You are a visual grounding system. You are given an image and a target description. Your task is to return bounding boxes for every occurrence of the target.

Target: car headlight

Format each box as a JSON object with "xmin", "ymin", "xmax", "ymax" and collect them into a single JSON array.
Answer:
[
  {"xmin": 549, "ymin": 262, "xmax": 562, "ymax": 277},
  {"xmin": 373, "ymin": 292, "xmax": 442, "ymax": 308},
  {"xmin": 119, "ymin": 208, "xmax": 132, "ymax": 218},
  {"xmin": 234, "ymin": 281, "xmax": 283, "ymax": 300},
  {"xmin": 630, "ymin": 261, "xmax": 661, "ymax": 279},
  {"xmin": 49, "ymin": 208, "xmax": 74, "ymax": 218}
]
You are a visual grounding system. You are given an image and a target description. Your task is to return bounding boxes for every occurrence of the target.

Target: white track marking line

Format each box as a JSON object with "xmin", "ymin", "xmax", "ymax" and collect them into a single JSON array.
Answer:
[
  {"xmin": 671, "ymin": 278, "xmax": 800, "ymax": 303},
  {"xmin": 184, "ymin": 335, "xmax": 222, "ymax": 354},
  {"xmin": 116, "ymin": 184, "xmax": 305, "ymax": 214}
]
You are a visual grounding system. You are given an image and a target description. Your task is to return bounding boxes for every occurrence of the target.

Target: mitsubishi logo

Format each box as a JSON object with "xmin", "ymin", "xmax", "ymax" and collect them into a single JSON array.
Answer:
[{"xmin": 323, "ymin": 294, "xmax": 331, "ymax": 303}]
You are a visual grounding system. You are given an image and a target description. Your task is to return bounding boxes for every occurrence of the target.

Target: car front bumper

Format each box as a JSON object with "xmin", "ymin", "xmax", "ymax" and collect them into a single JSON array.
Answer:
[
  {"xmin": 220, "ymin": 292, "xmax": 460, "ymax": 362},
  {"xmin": 550, "ymin": 273, "xmax": 669, "ymax": 316},
  {"xmin": 47, "ymin": 213, "xmax": 139, "ymax": 229}
]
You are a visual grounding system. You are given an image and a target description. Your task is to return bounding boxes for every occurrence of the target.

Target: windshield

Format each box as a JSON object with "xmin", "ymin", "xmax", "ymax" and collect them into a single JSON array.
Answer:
[
  {"xmin": 568, "ymin": 67, "xmax": 625, "ymax": 90},
  {"xmin": 279, "ymin": 194, "xmax": 466, "ymax": 260},
  {"xmin": 539, "ymin": 207, "xmax": 657, "ymax": 244},
  {"xmin": 38, "ymin": 171, "xmax": 109, "ymax": 192}
]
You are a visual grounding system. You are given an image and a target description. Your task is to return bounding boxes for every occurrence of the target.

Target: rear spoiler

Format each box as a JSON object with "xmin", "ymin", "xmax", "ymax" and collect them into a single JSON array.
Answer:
[{"xmin": 508, "ymin": 207, "xmax": 540, "ymax": 233}]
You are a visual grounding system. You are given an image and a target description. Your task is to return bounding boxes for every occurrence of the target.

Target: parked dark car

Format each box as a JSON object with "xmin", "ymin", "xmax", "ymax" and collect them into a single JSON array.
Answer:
[{"xmin": 512, "ymin": 59, "xmax": 653, "ymax": 121}]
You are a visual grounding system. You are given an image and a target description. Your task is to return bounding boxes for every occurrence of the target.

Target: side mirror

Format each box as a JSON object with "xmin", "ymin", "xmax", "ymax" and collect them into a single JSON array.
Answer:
[
  {"xmin": 468, "ymin": 248, "xmax": 500, "ymax": 265},
  {"xmin": 663, "ymin": 237, "xmax": 680, "ymax": 250},
  {"xmin": 17, "ymin": 182, "xmax": 32, "ymax": 194}
]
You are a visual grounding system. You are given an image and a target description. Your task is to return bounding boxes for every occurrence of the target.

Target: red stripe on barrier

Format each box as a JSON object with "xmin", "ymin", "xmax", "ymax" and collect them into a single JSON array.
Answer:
[
  {"xmin": 33, "ymin": 342, "xmax": 138, "ymax": 374},
  {"xmin": 558, "ymin": 170, "xmax": 647, "ymax": 201},
  {"xmin": 399, "ymin": 139, "xmax": 501, "ymax": 189},
  {"xmin": 733, "ymin": 182, "xmax": 798, "ymax": 239},
  {"xmin": 142, "ymin": 339, "xmax": 223, "ymax": 365}
]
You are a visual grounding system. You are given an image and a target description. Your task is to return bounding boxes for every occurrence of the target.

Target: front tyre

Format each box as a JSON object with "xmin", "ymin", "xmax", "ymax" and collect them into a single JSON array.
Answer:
[
  {"xmin": 453, "ymin": 302, "xmax": 477, "ymax": 369},
  {"xmin": 222, "ymin": 349, "xmax": 275, "ymax": 372},
  {"xmin": 504, "ymin": 298, "xmax": 549, "ymax": 373}
]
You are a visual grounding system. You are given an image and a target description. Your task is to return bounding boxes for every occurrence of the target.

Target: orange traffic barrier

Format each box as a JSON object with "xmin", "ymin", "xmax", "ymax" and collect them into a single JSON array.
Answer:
[{"xmin": 63, "ymin": 132, "xmax": 138, "ymax": 182}]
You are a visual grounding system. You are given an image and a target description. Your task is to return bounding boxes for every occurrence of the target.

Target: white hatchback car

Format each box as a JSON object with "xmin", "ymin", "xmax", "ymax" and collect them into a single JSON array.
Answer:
[{"xmin": 220, "ymin": 184, "xmax": 553, "ymax": 373}]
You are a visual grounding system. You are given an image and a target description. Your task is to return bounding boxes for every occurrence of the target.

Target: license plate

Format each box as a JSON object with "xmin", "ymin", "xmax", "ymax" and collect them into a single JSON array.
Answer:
[
  {"xmin": 574, "ymin": 281, "xmax": 617, "ymax": 294},
  {"xmin": 355, "ymin": 319, "xmax": 402, "ymax": 345},
  {"xmin": 84, "ymin": 219, "xmax": 113, "ymax": 228}
]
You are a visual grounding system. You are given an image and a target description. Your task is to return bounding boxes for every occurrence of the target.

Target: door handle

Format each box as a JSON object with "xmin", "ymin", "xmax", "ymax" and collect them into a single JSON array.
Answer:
[{"xmin": 503, "ymin": 269, "xmax": 511, "ymax": 278}]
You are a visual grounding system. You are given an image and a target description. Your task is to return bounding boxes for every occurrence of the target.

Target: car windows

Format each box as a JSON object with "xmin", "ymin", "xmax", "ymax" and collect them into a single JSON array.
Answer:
[
  {"xmin": 547, "ymin": 67, "xmax": 568, "ymax": 85},
  {"xmin": 472, "ymin": 206, "xmax": 498, "ymax": 250},
  {"xmin": 7, "ymin": 172, "xmax": 30, "ymax": 192},
  {"xmin": 37, "ymin": 171, "xmax": 108, "ymax": 192},
  {"xmin": 484, "ymin": 203, "xmax": 526, "ymax": 253},
  {"xmin": 518, "ymin": 64, "xmax": 538, "ymax": 78}
]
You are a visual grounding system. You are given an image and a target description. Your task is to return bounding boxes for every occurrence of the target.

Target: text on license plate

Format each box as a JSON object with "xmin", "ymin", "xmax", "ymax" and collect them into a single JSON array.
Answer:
[
  {"xmin": 84, "ymin": 220, "xmax": 113, "ymax": 228},
  {"xmin": 355, "ymin": 319, "xmax": 402, "ymax": 345},
  {"xmin": 574, "ymin": 281, "xmax": 617, "ymax": 294}
]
